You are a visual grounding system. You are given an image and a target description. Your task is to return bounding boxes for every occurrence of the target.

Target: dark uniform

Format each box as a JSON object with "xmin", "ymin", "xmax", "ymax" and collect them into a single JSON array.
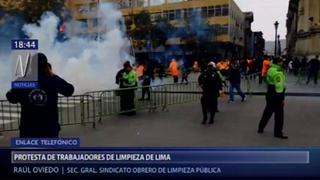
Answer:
[
  {"xmin": 116, "ymin": 61, "xmax": 129, "ymax": 112},
  {"xmin": 198, "ymin": 63, "xmax": 222, "ymax": 124},
  {"xmin": 258, "ymin": 59, "xmax": 287, "ymax": 139},
  {"xmin": 139, "ymin": 62, "xmax": 154, "ymax": 101},
  {"xmin": 6, "ymin": 53, "xmax": 74, "ymax": 138},
  {"xmin": 306, "ymin": 56, "xmax": 319, "ymax": 84},
  {"xmin": 119, "ymin": 63, "xmax": 137, "ymax": 115}
]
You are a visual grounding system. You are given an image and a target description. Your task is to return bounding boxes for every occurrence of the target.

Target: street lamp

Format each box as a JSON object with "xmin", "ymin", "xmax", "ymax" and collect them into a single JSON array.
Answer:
[
  {"xmin": 277, "ymin": 34, "xmax": 281, "ymax": 56},
  {"xmin": 274, "ymin": 21, "xmax": 279, "ymax": 57},
  {"xmin": 233, "ymin": 36, "xmax": 236, "ymax": 58}
]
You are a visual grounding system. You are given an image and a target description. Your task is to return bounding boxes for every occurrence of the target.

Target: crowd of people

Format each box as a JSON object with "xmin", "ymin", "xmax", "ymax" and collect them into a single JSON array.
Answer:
[
  {"xmin": 6, "ymin": 51, "xmax": 319, "ymax": 139},
  {"xmin": 286, "ymin": 55, "xmax": 320, "ymax": 84},
  {"xmin": 114, "ymin": 54, "xmax": 319, "ymax": 139}
]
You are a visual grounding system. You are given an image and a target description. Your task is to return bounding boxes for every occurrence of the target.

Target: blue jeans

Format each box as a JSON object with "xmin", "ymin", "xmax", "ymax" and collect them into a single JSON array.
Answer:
[{"xmin": 229, "ymin": 83, "xmax": 245, "ymax": 101}]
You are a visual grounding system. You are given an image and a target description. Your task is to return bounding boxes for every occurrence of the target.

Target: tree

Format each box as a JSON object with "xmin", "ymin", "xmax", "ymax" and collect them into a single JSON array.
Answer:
[
  {"xmin": 19, "ymin": 0, "xmax": 65, "ymax": 24},
  {"xmin": 131, "ymin": 10, "xmax": 152, "ymax": 40},
  {"xmin": 151, "ymin": 16, "xmax": 174, "ymax": 48},
  {"xmin": 129, "ymin": 10, "xmax": 175, "ymax": 49}
]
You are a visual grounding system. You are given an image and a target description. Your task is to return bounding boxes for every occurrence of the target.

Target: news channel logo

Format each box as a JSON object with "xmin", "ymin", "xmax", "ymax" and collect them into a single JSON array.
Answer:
[{"xmin": 11, "ymin": 51, "xmax": 39, "ymax": 89}]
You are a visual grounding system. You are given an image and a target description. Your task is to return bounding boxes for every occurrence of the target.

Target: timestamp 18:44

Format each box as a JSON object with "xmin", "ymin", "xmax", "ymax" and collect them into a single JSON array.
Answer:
[{"xmin": 11, "ymin": 39, "xmax": 38, "ymax": 50}]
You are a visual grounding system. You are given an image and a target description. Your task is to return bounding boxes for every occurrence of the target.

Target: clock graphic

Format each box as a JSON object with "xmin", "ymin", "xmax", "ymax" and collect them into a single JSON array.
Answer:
[{"xmin": 11, "ymin": 39, "xmax": 38, "ymax": 50}]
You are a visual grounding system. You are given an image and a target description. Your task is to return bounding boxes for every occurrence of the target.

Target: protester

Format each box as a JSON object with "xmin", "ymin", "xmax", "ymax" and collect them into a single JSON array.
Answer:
[
  {"xmin": 217, "ymin": 59, "xmax": 229, "ymax": 76},
  {"xmin": 261, "ymin": 56, "xmax": 271, "ymax": 81},
  {"xmin": 306, "ymin": 55, "xmax": 320, "ymax": 85},
  {"xmin": 300, "ymin": 56, "xmax": 308, "ymax": 76},
  {"xmin": 227, "ymin": 61, "xmax": 246, "ymax": 103},
  {"xmin": 157, "ymin": 62, "xmax": 165, "ymax": 84},
  {"xmin": 6, "ymin": 53, "xmax": 74, "ymax": 138},
  {"xmin": 258, "ymin": 57, "xmax": 288, "ymax": 139},
  {"xmin": 292, "ymin": 57, "xmax": 300, "ymax": 76},
  {"xmin": 135, "ymin": 62, "xmax": 145, "ymax": 83},
  {"xmin": 169, "ymin": 58, "xmax": 179, "ymax": 83},
  {"xmin": 193, "ymin": 61, "xmax": 200, "ymax": 72},
  {"xmin": 247, "ymin": 57, "xmax": 255, "ymax": 75},
  {"xmin": 139, "ymin": 61, "xmax": 153, "ymax": 101},
  {"xmin": 181, "ymin": 64, "xmax": 190, "ymax": 85}
]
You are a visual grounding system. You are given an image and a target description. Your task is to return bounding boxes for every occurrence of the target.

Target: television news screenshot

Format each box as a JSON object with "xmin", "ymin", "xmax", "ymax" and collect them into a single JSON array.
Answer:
[{"xmin": 0, "ymin": 0, "xmax": 319, "ymax": 179}]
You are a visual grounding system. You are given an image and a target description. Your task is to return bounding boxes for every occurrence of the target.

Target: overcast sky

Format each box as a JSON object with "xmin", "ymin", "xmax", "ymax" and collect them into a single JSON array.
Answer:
[{"xmin": 234, "ymin": 0, "xmax": 290, "ymax": 41}]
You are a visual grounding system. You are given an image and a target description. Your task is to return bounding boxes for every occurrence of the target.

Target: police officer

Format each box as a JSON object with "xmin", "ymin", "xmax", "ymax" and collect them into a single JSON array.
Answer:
[
  {"xmin": 121, "ymin": 62, "xmax": 138, "ymax": 115},
  {"xmin": 198, "ymin": 62, "xmax": 222, "ymax": 124},
  {"xmin": 6, "ymin": 53, "xmax": 74, "ymax": 138},
  {"xmin": 258, "ymin": 57, "xmax": 288, "ymax": 139}
]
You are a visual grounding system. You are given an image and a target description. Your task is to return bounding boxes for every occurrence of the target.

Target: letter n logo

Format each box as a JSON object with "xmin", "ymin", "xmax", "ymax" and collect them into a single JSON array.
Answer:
[{"xmin": 14, "ymin": 53, "xmax": 31, "ymax": 78}]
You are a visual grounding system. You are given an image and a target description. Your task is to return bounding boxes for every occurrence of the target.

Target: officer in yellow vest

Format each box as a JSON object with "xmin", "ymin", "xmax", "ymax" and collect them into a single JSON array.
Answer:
[
  {"xmin": 258, "ymin": 57, "xmax": 288, "ymax": 139},
  {"xmin": 121, "ymin": 62, "xmax": 138, "ymax": 116}
]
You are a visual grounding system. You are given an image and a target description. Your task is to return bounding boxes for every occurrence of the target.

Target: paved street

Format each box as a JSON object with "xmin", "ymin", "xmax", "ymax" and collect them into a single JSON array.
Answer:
[
  {"xmin": 1, "ymin": 71, "xmax": 319, "ymax": 147},
  {"xmin": 1, "ymin": 95, "xmax": 319, "ymax": 147}
]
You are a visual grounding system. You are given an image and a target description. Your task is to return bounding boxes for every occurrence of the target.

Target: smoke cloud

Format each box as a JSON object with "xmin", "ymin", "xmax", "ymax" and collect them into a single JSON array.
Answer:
[{"xmin": 0, "ymin": 3, "xmax": 133, "ymax": 97}]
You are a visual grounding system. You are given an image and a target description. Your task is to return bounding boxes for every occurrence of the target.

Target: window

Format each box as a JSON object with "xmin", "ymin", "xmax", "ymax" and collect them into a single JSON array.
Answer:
[
  {"xmin": 208, "ymin": 6, "xmax": 215, "ymax": 17},
  {"xmin": 79, "ymin": 19, "xmax": 88, "ymax": 29},
  {"xmin": 215, "ymin": 5, "xmax": 222, "ymax": 16},
  {"xmin": 215, "ymin": 24, "xmax": 228, "ymax": 35},
  {"xmin": 78, "ymin": 5, "xmax": 89, "ymax": 15},
  {"xmin": 201, "ymin": 7, "xmax": 207, "ymax": 18},
  {"xmin": 92, "ymin": 18, "xmax": 99, "ymax": 27},
  {"xmin": 176, "ymin": 10, "xmax": 182, "ymax": 20},
  {"xmin": 194, "ymin": 8, "xmax": 201, "ymax": 15},
  {"xmin": 151, "ymin": 13, "xmax": 161, "ymax": 22},
  {"xmin": 222, "ymin": 5, "xmax": 229, "ymax": 16},
  {"xmin": 183, "ymin": 8, "xmax": 191, "ymax": 19},
  {"xmin": 169, "ymin": 10, "xmax": 175, "ymax": 20},
  {"xmin": 163, "ymin": 11, "xmax": 168, "ymax": 20}
]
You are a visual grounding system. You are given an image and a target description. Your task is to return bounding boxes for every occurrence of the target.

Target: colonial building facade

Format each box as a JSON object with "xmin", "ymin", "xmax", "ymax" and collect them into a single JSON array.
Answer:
[
  {"xmin": 287, "ymin": 0, "xmax": 320, "ymax": 58},
  {"xmin": 66, "ymin": 0, "xmax": 255, "ymax": 59}
]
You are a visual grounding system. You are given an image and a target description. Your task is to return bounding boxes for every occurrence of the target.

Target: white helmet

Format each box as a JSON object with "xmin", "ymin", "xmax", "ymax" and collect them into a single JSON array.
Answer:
[{"xmin": 208, "ymin": 61, "xmax": 216, "ymax": 68}]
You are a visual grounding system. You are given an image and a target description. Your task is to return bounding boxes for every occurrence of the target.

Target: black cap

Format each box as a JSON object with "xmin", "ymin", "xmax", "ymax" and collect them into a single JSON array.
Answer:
[
  {"xmin": 273, "ymin": 57, "xmax": 283, "ymax": 64},
  {"xmin": 123, "ymin": 61, "xmax": 131, "ymax": 68}
]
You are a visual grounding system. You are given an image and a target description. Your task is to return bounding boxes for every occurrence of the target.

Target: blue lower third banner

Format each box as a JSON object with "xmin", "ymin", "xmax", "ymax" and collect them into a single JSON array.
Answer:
[
  {"xmin": 0, "ymin": 148, "xmax": 319, "ymax": 178},
  {"xmin": 11, "ymin": 138, "xmax": 80, "ymax": 148}
]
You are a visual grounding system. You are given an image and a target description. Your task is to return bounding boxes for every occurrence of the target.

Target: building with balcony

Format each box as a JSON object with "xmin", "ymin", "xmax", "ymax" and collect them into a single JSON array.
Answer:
[
  {"xmin": 66, "ymin": 0, "xmax": 253, "ymax": 60},
  {"xmin": 286, "ymin": 0, "xmax": 320, "ymax": 58},
  {"xmin": 121, "ymin": 0, "xmax": 250, "ymax": 59}
]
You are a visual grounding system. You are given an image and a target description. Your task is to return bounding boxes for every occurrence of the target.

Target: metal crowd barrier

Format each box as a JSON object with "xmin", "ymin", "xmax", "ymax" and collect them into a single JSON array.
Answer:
[
  {"xmin": 0, "ymin": 100, "xmax": 20, "ymax": 132},
  {"xmin": 85, "ymin": 82, "xmax": 202, "ymax": 123},
  {"xmin": 222, "ymin": 72, "xmax": 262, "ymax": 96},
  {"xmin": 0, "ymin": 95, "xmax": 96, "ymax": 132},
  {"xmin": 58, "ymin": 95, "xmax": 96, "ymax": 128},
  {"xmin": 0, "ymin": 73, "xmax": 262, "ymax": 133}
]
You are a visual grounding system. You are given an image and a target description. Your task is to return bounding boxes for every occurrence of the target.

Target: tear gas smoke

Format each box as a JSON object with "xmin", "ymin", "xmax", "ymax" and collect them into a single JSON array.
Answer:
[{"xmin": 0, "ymin": 3, "xmax": 133, "ymax": 97}]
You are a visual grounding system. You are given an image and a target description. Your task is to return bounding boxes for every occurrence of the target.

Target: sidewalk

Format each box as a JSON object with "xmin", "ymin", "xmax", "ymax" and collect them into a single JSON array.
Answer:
[
  {"xmin": 247, "ymin": 73, "xmax": 320, "ymax": 94},
  {"xmin": 1, "ymin": 96, "xmax": 319, "ymax": 147}
]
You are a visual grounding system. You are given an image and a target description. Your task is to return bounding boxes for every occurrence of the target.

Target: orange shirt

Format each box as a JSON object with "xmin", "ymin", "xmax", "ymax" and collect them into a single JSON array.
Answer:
[
  {"xmin": 217, "ymin": 61, "xmax": 229, "ymax": 71},
  {"xmin": 169, "ymin": 60, "xmax": 179, "ymax": 76},
  {"xmin": 262, "ymin": 60, "xmax": 271, "ymax": 77},
  {"xmin": 136, "ymin": 65, "xmax": 144, "ymax": 78}
]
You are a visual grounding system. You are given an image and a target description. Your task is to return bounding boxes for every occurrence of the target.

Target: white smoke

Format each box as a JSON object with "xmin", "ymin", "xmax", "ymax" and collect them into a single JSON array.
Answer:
[{"xmin": 0, "ymin": 3, "xmax": 133, "ymax": 97}]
